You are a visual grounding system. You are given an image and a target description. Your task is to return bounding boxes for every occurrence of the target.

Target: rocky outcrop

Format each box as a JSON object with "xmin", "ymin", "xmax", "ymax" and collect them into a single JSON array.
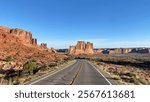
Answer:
[
  {"xmin": 122, "ymin": 48, "xmax": 132, "ymax": 54},
  {"xmin": 130, "ymin": 48, "xmax": 149, "ymax": 54},
  {"xmin": 0, "ymin": 26, "xmax": 50, "ymax": 50},
  {"xmin": 108, "ymin": 48, "xmax": 124, "ymax": 54},
  {"xmin": 0, "ymin": 26, "xmax": 66, "ymax": 71},
  {"xmin": 0, "ymin": 26, "xmax": 11, "ymax": 34},
  {"xmin": 85, "ymin": 42, "xmax": 94, "ymax": 54},
  {"xmin": 69, "ymin": 41, "xmax": 94, "ymax": 55},
  {"xmin": 69, "ymin": 46, "xmax": 76, "ymax": 55},
  {"xmin": 0, "ymin": 26, "xmax": 36, "ymax": 46},
  {"xmin": 10, "ymin": 28, "xmax": 33, "ymax": 45},
  {"xmin": 32, "ymin": 38, "xmax": 37, "ymax": 45},
  {"xmin": 107, "ymin": 48, "xmax": 132, "ymax": 54},
  {"xmin": 95, "ymin": 49, "xmax": 105, "ymax": 54},
  {"xmin": 51, "ymin": 48, "xmax": 57, "ymax": 53},
  {"xmin": 40, "ymin": 43, "xmax": 47, "ymax": 49}
]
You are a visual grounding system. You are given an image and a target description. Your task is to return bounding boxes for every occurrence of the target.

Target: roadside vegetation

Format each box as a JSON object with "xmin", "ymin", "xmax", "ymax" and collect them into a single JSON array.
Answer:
[
  {"xmin": 0, "ymin": 56, "xmax": 75, "ymax": 85},
  {"xmin": 90, "ymin": 54, "xmax": 150, "ymax": 85},
  {"xmin": 5, "ymin": 56, "xmax": 14, "ymax": 62},
  {"xmin": 23, "ymin": 61, "xmax": 37, "ymax": 75}
]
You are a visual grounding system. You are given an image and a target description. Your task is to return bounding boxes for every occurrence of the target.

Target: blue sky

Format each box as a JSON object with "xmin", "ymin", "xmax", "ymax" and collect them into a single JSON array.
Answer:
[{"xmin": 0, "ymin": 0, "xmax": 150, "ymax": 48}]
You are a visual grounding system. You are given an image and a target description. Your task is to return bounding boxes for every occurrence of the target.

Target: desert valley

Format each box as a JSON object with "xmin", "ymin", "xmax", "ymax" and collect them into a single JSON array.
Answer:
[{"xmin": 0, "ymin": 26, "xmax": 150, "ymax": 85}]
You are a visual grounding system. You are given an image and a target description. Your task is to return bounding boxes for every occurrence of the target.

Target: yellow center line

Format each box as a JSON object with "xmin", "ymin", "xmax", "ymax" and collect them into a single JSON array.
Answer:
[{"xmin": 70, "ymin": 61, "xmax": 83, "ymax": 85}]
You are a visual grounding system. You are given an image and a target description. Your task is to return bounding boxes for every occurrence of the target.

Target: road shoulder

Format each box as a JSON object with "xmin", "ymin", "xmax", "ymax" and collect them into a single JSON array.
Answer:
[
  {"xmin": 24, "ymin": 60, "xmax": 76, "ymax": 85},
  {"xmin": 88, "ymin": 61, "xmax": 119, "ymax": 85}
]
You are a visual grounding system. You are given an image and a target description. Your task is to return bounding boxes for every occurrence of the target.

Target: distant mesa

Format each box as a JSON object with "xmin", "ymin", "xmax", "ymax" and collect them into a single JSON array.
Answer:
[
  {"xmin": 68, "ymin": 41, "xmax": 150, "ymax": 55},
  {"xmin": 69, "ymin": 41, "xmax": 94, "ymax": 55},
  {"xmin": 68, "ymin": 40, "xmax": 150, "ymax": 55},
  {"xmin": 95, "ymin": 48, "xmax": 150, "ymax": 54}
]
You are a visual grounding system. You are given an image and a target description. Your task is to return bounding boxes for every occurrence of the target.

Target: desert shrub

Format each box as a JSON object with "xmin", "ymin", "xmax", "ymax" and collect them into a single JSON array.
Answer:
[
  {"xmin": 123, "ymin": 72, "xmax": 136, "ymax": 78},
  {"xmin": 13, "ymin": 79, "xmax": 20, "ymax": 85},
  {"xmin": 23, "ymin": 61, "xmax": 38, "ymax": 75},
  {"xmin": 138, "ymin": 78, "xmax": 147, "ymax": 84},
  {"xmin": 64, "ymin": 56, "xmax": 75, "ymax": 61},
  {"xmin": 5, "ymin": 56, "xmax": 14, "ymax": 62},
  {"xmin": 113, "ymin": 76, "xmax": 121, "ymax": 80}
]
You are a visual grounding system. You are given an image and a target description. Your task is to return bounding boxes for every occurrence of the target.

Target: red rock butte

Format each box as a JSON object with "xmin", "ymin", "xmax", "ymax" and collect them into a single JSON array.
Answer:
[
  {"xmin": 0, "ymin": 26, "xmax": 38, "ymax": 46},
  {"xmin": 69, "ymin": 41, "xmax": 94, "ymax": 55},
  {"xmin": 0, "ymin": 26, "xmax": 65, "ymax": 68}
]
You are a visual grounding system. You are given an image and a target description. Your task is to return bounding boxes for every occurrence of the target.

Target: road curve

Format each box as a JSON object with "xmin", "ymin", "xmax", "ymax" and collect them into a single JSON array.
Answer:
[{"xmin": 30, "ymin": 60, "xmax": 112, "ymax": 85}]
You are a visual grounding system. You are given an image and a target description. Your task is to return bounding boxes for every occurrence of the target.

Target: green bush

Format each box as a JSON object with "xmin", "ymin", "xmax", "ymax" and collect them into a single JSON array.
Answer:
[{"xmin": 23, "ymin": 61, "xmax": 37, "ymax": 75}]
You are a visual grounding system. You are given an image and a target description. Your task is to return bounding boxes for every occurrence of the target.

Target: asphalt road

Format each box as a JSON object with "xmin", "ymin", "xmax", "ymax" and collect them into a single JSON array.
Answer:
[{"xmin": 30, "ymin": 60, "xmax": 112, "ymax": 85}]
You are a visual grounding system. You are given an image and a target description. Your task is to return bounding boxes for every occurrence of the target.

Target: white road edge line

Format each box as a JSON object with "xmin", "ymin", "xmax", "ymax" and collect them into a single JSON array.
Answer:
[
  {"xmin": 87, "ymin": 61, "xmax": 112, "ymax": 85},
  {"xmin": 29, "ymin": 61, "xmax": 77, "ymax": 85}
]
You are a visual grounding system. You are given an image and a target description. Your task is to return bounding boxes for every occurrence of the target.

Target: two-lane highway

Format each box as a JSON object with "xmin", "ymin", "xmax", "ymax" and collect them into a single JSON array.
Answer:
[{"xmin": 29, "ymin": 60, "xmax": 112, "ymax": 85}]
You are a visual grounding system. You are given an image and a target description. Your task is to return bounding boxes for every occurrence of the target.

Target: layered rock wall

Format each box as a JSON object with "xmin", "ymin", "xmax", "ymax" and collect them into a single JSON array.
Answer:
[
  {"xmin": 96, "ymin": 48, "xmax": 150, "ymax": 54},
  {"xmin": 10, "ymin": 28, "xmax": 33, "ymax": 45},
  {"xmin": 0, "ymin": 26, "xmax": 48, "ymax": 49},
  {"xmin": 69, "ymin": 41, "xmax": 94, "ymax": 55},
  {"xmin": 0, "ymin": 26, "xmax": 36, "ymax": 46}
]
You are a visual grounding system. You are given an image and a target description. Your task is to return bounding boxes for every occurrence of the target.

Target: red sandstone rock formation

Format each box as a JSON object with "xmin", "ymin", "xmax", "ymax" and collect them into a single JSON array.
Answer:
[
  {"xmin": 40, "ymin": 43, "xmax": 47, "ymax": 49},
  {"xmin": 69, "ymin": 41, "xmax": 94, "ymax": 55},
  {"xmin": 0, "ymin": 26, "xmax": 36, "ymax": 46},
  {"xmin": 69, "ymin": 46, "xmax": 76, "ymax": 55},
  {"xmin": 95, "ymin": 49, "xmax": 105, "ymax": 54},
  {"xmin": 122, "ymin": 48, "xmax": 132, "ymax": 54},
  {"xmin": 108, "ymin": 48, "xmax": 123, "ymax": 54},
  {"xmin": 0, "ymin": 26, "xmax": 50, "ymax": 49},
  {"xmin": 10, "ymin": 28, "xmax": 33, "ymax": 45},
  {"xmin": 85, "ymin": 42, "xmax": 94, "ymax": 54},
  {"xmin": 32, "ymin": 38, "xmax": 37, "ymax": 45},
  {"xmin": 50, "ymin": 48, "xmax": 57, "ymax": 53},
  {"xmin": 0, "ymin": 26, "xmax": 66, "ymax": 70},
  {"xmin": 108, "ymin": 48, "xmax": 149, "ymax": 54},
  {"xmin": 108, "ymin": 48, "xmax": 133, "ymax": 54}
]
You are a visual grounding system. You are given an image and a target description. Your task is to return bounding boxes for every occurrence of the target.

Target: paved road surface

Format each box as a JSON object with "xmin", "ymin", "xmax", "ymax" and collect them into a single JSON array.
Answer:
[{"xmin": 30, "ymin": 60, "xmax": 112, "ymax": 85}]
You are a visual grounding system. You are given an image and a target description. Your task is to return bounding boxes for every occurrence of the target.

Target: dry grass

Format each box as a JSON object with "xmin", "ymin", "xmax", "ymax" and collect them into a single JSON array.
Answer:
[
  {"xmin": 22, "ymin": 60, "xmax": 76, "ymax": 85},
  {"xmin": 91, "ymin": 54, "xmax": 150, "ymax": 85}
]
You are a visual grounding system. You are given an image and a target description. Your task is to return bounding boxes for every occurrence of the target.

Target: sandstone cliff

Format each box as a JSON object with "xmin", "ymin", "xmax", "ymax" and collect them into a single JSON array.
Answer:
[
  {"xmin": 69, "ymin": 41, "xmax": 94, "ymax": 55},
  {"xmin": 0, "ymin": 26, "xmax": 37, "ymax": 46},
  {"xmin": 0, "ymin": 26, "xmax": 66, "ymax": 70}
]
